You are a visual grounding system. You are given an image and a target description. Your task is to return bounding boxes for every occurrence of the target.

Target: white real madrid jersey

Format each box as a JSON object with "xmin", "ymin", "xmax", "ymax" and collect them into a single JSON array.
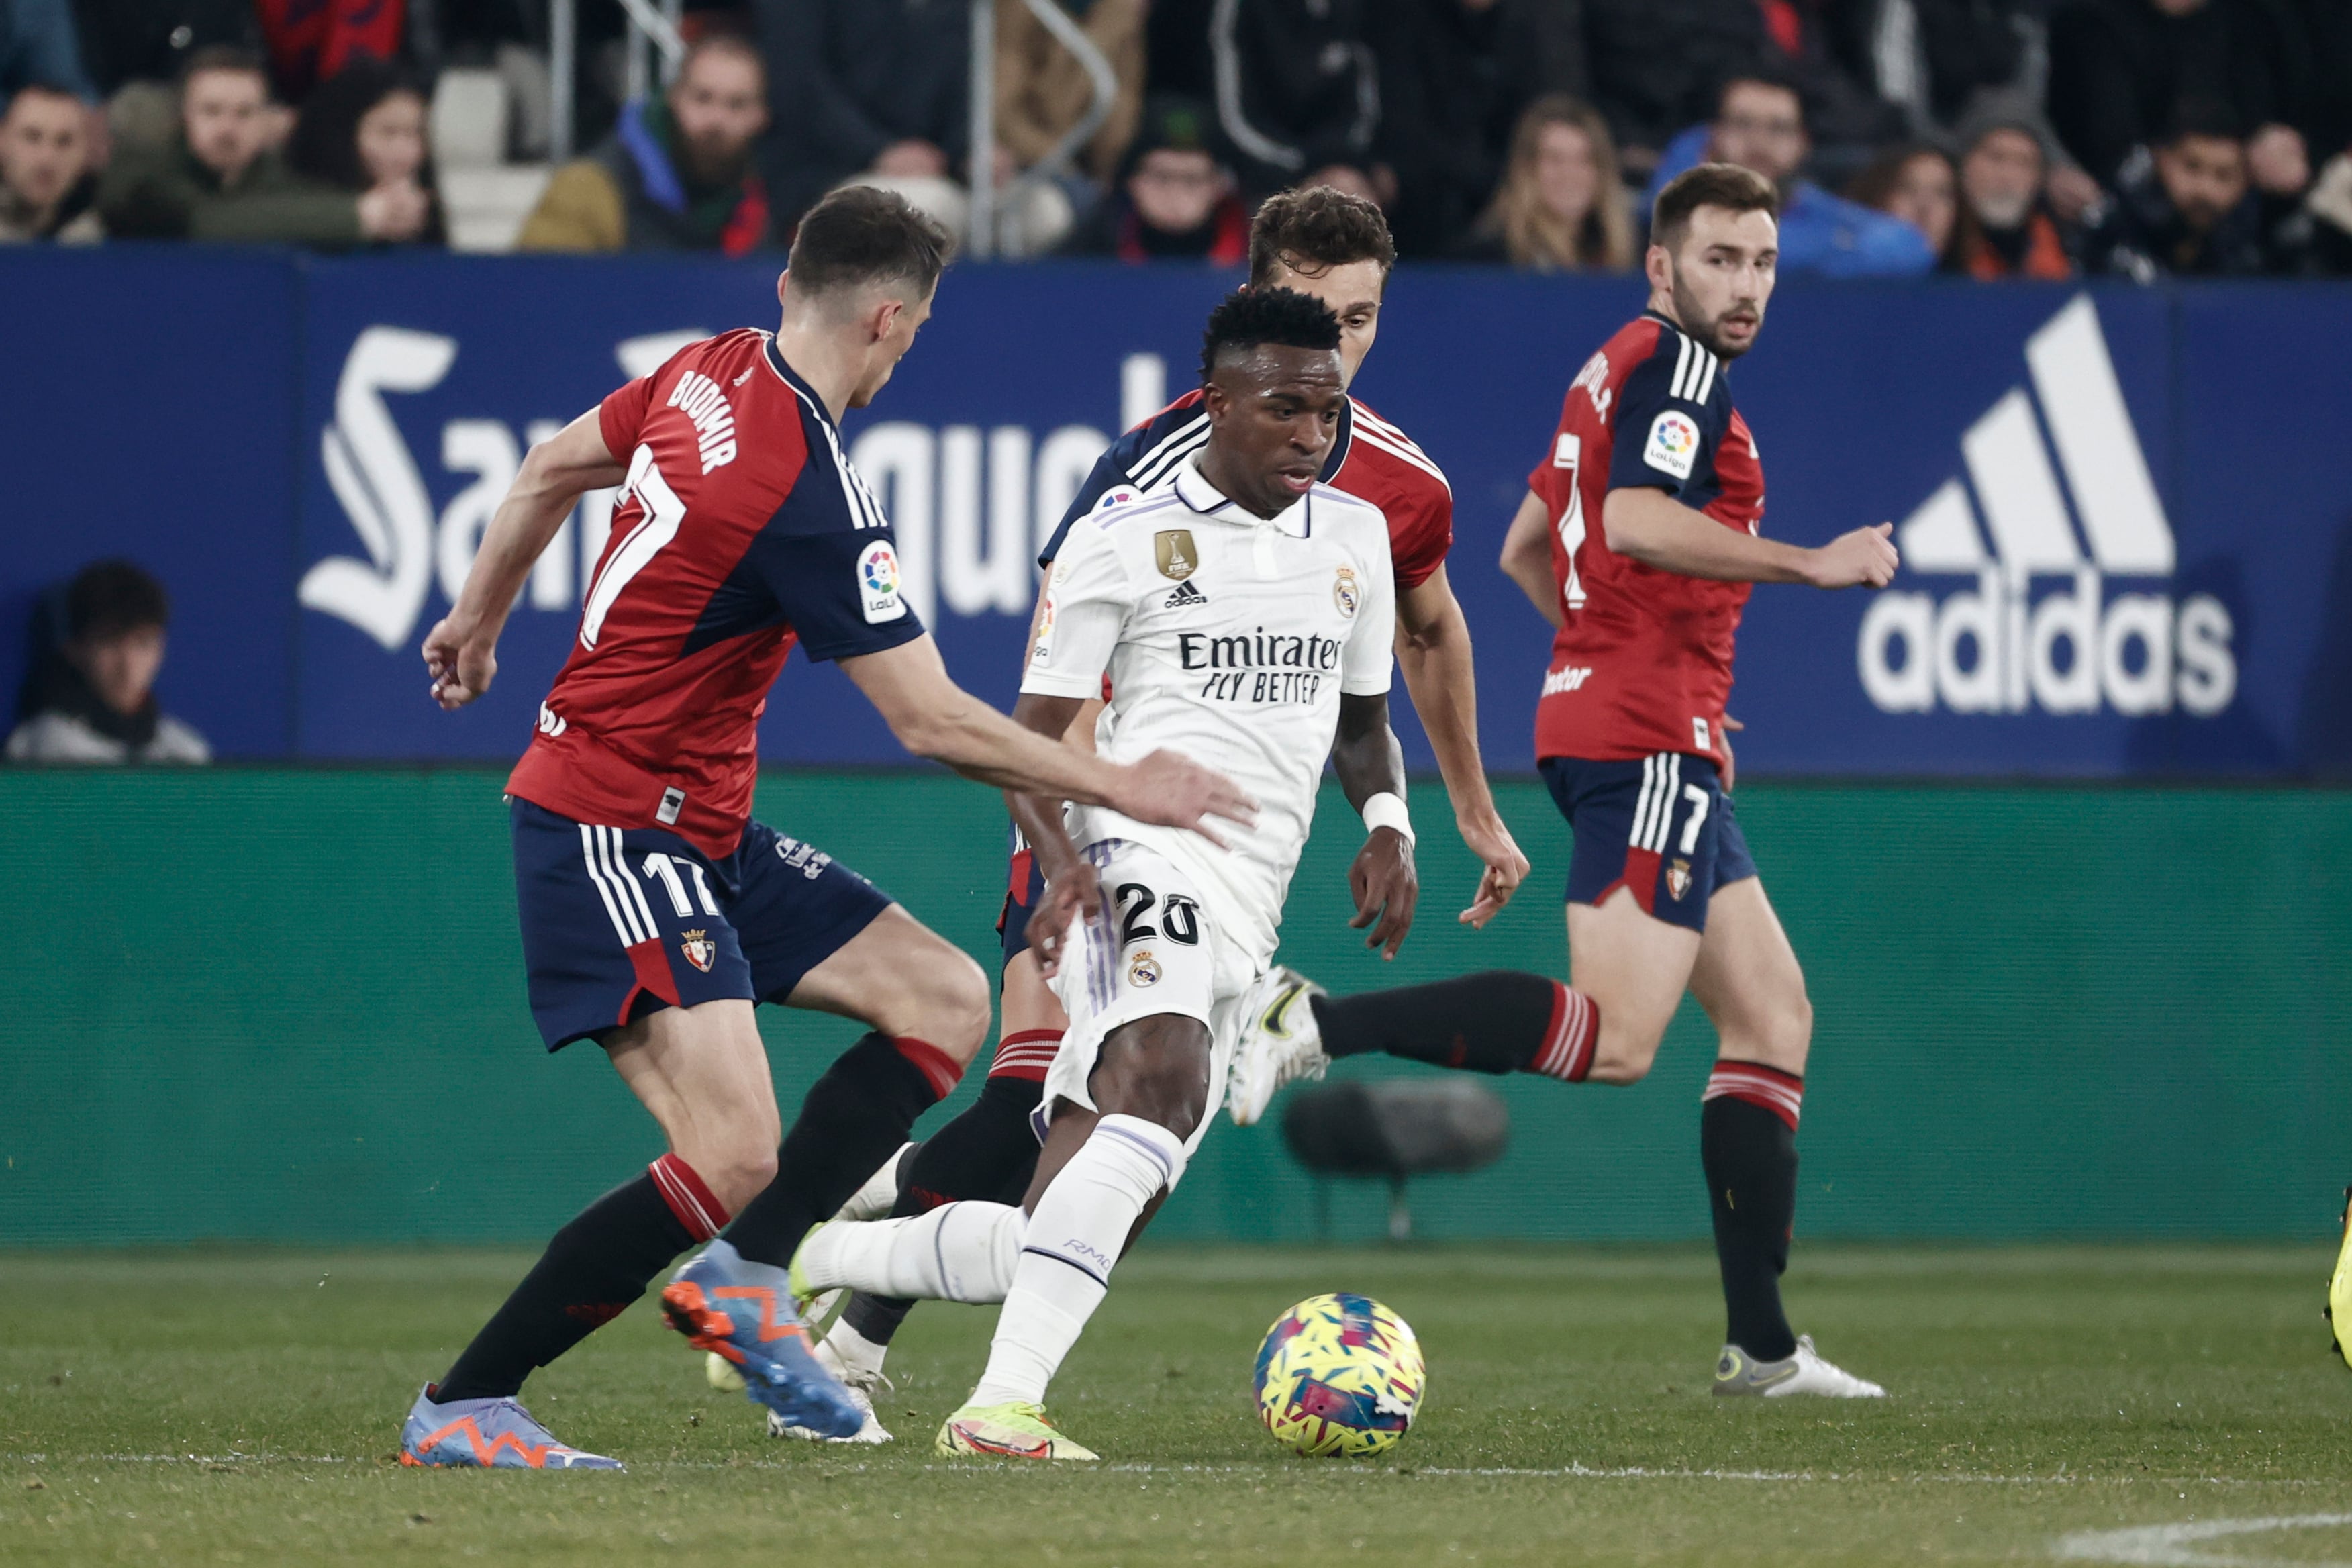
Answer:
[{"xmin": 1020, "ymin": 455, "xmax": 1395, "ymax": 963}]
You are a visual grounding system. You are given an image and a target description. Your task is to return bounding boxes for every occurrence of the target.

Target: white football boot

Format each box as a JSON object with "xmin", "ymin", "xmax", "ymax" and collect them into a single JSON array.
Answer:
[
  {"xmin": 1712, "ymin": 1335, "xmax": 1885, "ymax": 1398},
  {"xmin": 1226, "ymin": 967, "xmax": 1330, "ymax": 1127},
  {"xmin": 769, "ymin": 1324, "xmax": 895, "ymax": 1444}
]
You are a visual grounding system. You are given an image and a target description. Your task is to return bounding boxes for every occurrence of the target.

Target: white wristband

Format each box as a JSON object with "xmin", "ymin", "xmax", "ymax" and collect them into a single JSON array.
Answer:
[{"xmin": 1361, "ymin": 791, "xmax": 1414, "ymax": 846}]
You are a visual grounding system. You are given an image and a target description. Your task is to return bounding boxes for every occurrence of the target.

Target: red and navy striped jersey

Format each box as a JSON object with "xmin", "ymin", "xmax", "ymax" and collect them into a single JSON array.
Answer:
[
  {"xmin": 1526, "ymin": 311, "xmax": 1765, "ymax": 766},
  {"xmin": 1038, "ymin": 390, "xmax": 1453, "ymax": 590},
  {"xmin": 507, "ymin": 328, "xmax": 926, "ymax": 856}
]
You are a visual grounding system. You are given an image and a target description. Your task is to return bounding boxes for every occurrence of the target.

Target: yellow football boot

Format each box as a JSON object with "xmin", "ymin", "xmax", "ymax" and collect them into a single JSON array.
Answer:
[{"xmin": 934, "ymin": 1402, "xmax": 1099, "ymax": 1461}]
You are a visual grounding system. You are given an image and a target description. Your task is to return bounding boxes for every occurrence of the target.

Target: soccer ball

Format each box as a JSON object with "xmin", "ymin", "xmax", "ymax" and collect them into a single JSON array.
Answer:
[{"xmin": 1252, "ymin": 1293, "xmax": 1425, "ymax": 1457}]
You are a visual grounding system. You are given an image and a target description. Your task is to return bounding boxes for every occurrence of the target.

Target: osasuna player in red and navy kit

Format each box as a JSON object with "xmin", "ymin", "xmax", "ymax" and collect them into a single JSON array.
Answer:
[
  {"xmin": 782, "ymin": 191, "xmax": 1530, "ymax": 1438},
  {"xmin": 395, "ymin": 189, "xmax": 1251, "ymax": 1471},
  {"xmin": 1225, "ymin": 166, "xmax": 1901, "ymax": 1398}
]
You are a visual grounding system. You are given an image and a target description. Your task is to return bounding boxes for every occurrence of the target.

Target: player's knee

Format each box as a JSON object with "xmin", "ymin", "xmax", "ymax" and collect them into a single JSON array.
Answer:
[
  {"xmin": 1093, "ymin": 1021, "xmax": 1212, "ymax": 1141},
  {"xmin": 700, "ymin": 1140, "xmax": 779, "ymax": 1214},
  {"xmin": 1585, "ymin": 1018, "xmax": 1666, "ymax": 1085},
  {"xmin": 903, "ymin": 947, "xmax": 993, "ymax": 1063}
]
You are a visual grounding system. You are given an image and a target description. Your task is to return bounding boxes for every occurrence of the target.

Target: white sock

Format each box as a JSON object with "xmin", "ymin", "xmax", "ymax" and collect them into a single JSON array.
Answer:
[
  {"xmin": 797, "ymin": 1202, "xmax": 1026, "ymax": 1302},
  {"xmin": 817, "ymin": 1318, "xmax": 889, "ymax": 1387},
  {"xmin": 834, "ymin": 1142, "xmax": 916, "ymax": 1222},
  {"xmin": 968, "ymin": 1114, "xmax": 1186, "ymax": 1408}
]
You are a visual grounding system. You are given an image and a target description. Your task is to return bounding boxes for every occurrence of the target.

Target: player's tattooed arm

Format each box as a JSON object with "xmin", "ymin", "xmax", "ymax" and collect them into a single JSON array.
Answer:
[
  {"xmin": 1600, "ymin": 487, "xmax": 1900, "ymax": 588},
  {"xmin": 1331, "ymin": 692, "xmax": 1419, "ymax": 961},
  {"xmin": 426, "ymin": 410, "xmax": 627, "ymax": 709},
  {"xmin": 1394, "ymin": 564, "xmax": 1528, "ymax": 930},
  {"xmin": 1003, "ymin": 691, "xmax": 1101, "ymax": 978}
]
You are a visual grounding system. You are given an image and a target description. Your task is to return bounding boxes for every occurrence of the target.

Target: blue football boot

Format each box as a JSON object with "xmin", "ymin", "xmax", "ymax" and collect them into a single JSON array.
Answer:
[
  {"xmin": 399, "ymin": 1385, "xmax": 624, "ymax": 1470},
  {"xmin": 659, "ymin": 1239, "xmax": 864, "ymax": 1438}
]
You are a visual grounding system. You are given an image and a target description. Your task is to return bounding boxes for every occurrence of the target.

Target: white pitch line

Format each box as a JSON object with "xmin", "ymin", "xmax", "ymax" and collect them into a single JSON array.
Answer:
[{"xmin": 2055, "ymin": 1513, "xmax": 2352, "ymax": 1567}]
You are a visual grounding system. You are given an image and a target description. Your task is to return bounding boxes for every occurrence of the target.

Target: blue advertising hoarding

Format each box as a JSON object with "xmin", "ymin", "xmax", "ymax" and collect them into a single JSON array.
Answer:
[{"xmin": 3, "ymin": 249, "xmax": 2347, "ymax": 775}]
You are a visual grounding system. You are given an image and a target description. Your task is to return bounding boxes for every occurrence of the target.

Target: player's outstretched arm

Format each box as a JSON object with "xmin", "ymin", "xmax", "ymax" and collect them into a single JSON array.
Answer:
[
  {"xmin": 840, "ymin": 636, "xmax": 1256, "ymax": 842},
  {"xmin": 1394, "ymin": 565, "xmax": 1528, "ymax": 929},
  {"xmin": 1498, "ymin": 491, "xmax": 1566, "ymax": 630},
  {"xmin": 1330, "ymin": 692, "xmax": 1419, "ymax": 961},
  {"xmin": 425, "ymin": 410, "xmax": 626, "ymax": 709},
  {"xmin": 1601, "ymin": 488, "xmax": 1900, "ymax": 587}
]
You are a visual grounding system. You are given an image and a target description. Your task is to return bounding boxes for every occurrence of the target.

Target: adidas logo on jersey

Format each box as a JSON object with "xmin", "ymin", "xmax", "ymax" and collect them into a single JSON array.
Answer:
[
  {"xmin": 1856, "ymin": 295, "xmax": 2235, "ymax": 720},
  {"xmin": 1164, "ymin": 580, "xmax": 1210, "ymax": 609}
]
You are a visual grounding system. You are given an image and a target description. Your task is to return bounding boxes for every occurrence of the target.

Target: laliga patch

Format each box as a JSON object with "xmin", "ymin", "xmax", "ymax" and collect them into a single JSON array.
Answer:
[
  {"xmin": 1127, "ymin": 950, "xmax": 1162, "ymax": 988},
  {"xmin": 1031, "ymin": 591, "xmax": 1058, "ymax": 664},
  {"xmin": 679, "ymin": 928, "xmax": 716, "ymax": 973},
  {"xmin": 1643, "ymin": 410, "xmax": 1700, "ymax": 481},
  {"xmin": 1332, "ymin": 565, "xmax": 1361, "ymax": 618},
  {"xmin": 858, "ymin": 540, "xmax": 906, "ymax": 623},
  {"xmin": 1095, "ymin": 485, "xmax": 1142, "ymax": 513}
]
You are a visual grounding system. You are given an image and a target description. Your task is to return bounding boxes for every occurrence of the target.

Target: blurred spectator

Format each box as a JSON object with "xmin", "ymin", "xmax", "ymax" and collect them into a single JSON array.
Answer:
[
  {"xmin": 1949, "ymin": 97, "xmax": 2077, "ymax": 277},
  {"xmin": 1582, "ymin": 0, "xmax": 1765, "ymax": 175},
  {"xmin": 2048, "ymin": 0, "xmax": 2310, "ymax": 197},
  {"xmin": 1845, "ymin": 141, "xmax": 1966, "ymax": 266},
  {"xmin": 1371, "ymin": 0, "xmax": 1591, "ymax": 258},
  {"xmin": 6, "ymin": 561, "xmax": 209, "ymax": 766},
  {"xmin": 253, "ymin": 0, "xmax": 403, "ymax": 106},
  {"xmin": 97, "ymin": 46, "xmax": 426, "ymax": 244},
  {"xmin": 1208, "ymin": 0, "xmax": 1383, "ymax": 199},
  {"xmin": 70, "ymin": 0, "xmax": 257, "ymax": 158},
  {"xmin": 1644, "ymin": 73, "xmax": 1937, "ymax": 275},
  {"xmin": 1, "ymin": 0, "xmax": 95, "ymax": 108},
  {"xmin": 0, "ymin": 79, "xmax": 99, "ymax": 240},
  {"xmin": 287, "ymin": 59, "xmax": 442, "ymax": 246},
  {"xmin": 995, "ymin": 0, "xmax": 1144, "ymax": 186},
  {"xmin": 1455, "ymin": 95, "xmax": 1635, "ymax": 270},
  {"xmin": 754, "ymin": 0, "xmax": 975, "ymax": 230},
  {"xmin": 1825, "ymin": 0, "xmax": 2030, "ymax": 142},
  {"xmin": 520, "ymin": 34, "xmax": 769, "ymax": 254},
  {"xmin": 2083, "ymin": 97, "xmax": 2296, "ymax": 277},
  {"xmin": 1059, "ymin": 95, "xmax": 1246, "ymax": 262},
  {"xmin": 2296, "ymin": 151, "xmax": 2352, "ymax": 273}
]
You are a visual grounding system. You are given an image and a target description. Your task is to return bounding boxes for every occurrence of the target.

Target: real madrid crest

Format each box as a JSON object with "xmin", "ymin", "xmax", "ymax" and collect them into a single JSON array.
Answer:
[
  {"xmin": 680, "ymin": 928, "xmax": 717, "ymax": 972},
  {"xmin": 1128, "ymin": 950, "xmax": 1162, "ymax": 987},
  {"xmin": 1332, "ymin": 565, "xmax": 1361, "ymax": 618},
  {"xmin": 1155, "ymin": 529, "xmax": 1199, "ymax": 581}
]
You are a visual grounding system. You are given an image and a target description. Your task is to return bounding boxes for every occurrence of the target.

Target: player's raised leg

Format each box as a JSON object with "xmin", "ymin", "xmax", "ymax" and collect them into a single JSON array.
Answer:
[
  {"xmin": 1686, "ymin": 873, "xmax": 1881, "ymax": 1398},
  {"xmin": 661, "ymin": 902, "xmax": 989, "ymax": 1431}
]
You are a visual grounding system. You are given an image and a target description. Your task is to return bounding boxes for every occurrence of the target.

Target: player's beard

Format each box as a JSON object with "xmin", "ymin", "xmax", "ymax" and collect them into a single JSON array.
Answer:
[{"xmin": 1667, "ymin": 268, "xmax": 1764, "ymax": 362}]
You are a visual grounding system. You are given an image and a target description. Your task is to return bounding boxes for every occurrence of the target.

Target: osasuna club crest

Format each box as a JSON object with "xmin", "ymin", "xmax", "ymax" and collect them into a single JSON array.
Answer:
[
  {"xmin": 680, "ymin": 928, "xmax": 716, "ymax": 973},
  {"xmin": 1665, "ymin": 859, "xmax": 1692, "ymax": 901}
]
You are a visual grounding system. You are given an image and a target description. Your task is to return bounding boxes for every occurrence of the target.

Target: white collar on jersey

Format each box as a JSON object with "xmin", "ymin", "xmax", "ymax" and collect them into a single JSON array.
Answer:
[{"xmin": 1172, "ymin": 454, "xmax": 1313, "ymax": 538}]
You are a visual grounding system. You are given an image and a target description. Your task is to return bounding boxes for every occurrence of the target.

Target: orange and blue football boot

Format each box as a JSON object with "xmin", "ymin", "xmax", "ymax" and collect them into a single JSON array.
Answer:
[
  {"xmin": 659, "ymin": 1239, "xmax": 864, "ymax": 1438},
  {"xmin": 399, "ymin": 1385, "xmax": 624, "ymax": 1470}
]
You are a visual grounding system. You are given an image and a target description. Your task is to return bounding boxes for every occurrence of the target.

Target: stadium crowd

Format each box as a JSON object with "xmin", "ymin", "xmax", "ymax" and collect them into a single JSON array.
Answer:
[{"xmin": 2, "ymin": 0, "xmax": 2349, "ymax": 274}]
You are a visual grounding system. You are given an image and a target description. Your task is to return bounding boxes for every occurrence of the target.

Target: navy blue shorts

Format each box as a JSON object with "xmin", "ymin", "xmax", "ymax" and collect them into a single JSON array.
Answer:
[
  {"xmin": 996, "ymin": 827, "xmax": 1048, "ymax": 969},
  {"xmin": 1538, "ymin": 752, "xmax": 1757, "ymax": 934},
  {"xmin": 511, "ymin": 798, "xmax": 893, "ymax": 1051}
]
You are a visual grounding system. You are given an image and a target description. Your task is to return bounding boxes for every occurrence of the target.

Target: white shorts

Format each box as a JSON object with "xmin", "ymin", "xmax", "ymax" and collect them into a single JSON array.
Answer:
[{"xmin": 1042, "ymin": 839, "xmax": 1261, "ymax": 1158}]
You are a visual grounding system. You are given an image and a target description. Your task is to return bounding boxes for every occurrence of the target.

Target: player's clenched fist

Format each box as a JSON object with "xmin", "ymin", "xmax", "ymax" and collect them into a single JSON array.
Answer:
[
  {"xmin": 422, "ymin": 613, "xmax": 498, "ymax": 710},
  {"xmin": 1026, "ymin": 859, "xmax": 1104, "ymax": 979},
  {"xmin": 1802, "ymin": 522, "xmax": 1900, "ymax": 589},
  {"xmin": 1116, "ymin": 748, "xmax": 1258, "ymax": 848}
]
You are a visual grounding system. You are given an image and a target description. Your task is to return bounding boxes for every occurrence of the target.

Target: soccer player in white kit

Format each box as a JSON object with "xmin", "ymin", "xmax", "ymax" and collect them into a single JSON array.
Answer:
[{"xmin": 785, "ymin": 287, "xmax": 1419, "ymax": 1460}]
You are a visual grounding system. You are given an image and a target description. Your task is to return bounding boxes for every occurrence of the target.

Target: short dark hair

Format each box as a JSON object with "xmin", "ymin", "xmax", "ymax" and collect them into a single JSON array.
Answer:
[
  {"xmin": 677, "ymin": 31, "xmax": 763, "ymax": 83},
  {"xmin": 787, "ymin": 185, "xmax": 952, "ymax": 300},
  {"xmin": 2161, "ymin": 95, "xmax": 2245, "ymax": 148},
  {"xmin": 67, "ymin": 560, "xmax": 170, "ymax": 643},
  {"xmin": 1718, "ymin": 70, "xmax": 1804, "ymax": 123},
  {"xmin": 1651, "ymin": 162, "xmax": 1781, "ymax": 256},
  {"xmin": 3, "ymin": 81, "xmax": 83, "ymax": 114},
  {"xmin": 1248, "ymin": 185, "xmax": 1396, "ymax": 285},
  {"xmin": 180, "ymin": 44, "xmax": 266, "ymax": 87},
  {"xmin": 1198, "ymin": 287, "xmax": 1342, "ymax": 381}
]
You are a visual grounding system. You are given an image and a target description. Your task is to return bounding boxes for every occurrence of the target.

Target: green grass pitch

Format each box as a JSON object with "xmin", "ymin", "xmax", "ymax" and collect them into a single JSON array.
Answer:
[{"xmin": 7, "ymin": 1244, "xmax": 2352, "ymax": 1565}]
